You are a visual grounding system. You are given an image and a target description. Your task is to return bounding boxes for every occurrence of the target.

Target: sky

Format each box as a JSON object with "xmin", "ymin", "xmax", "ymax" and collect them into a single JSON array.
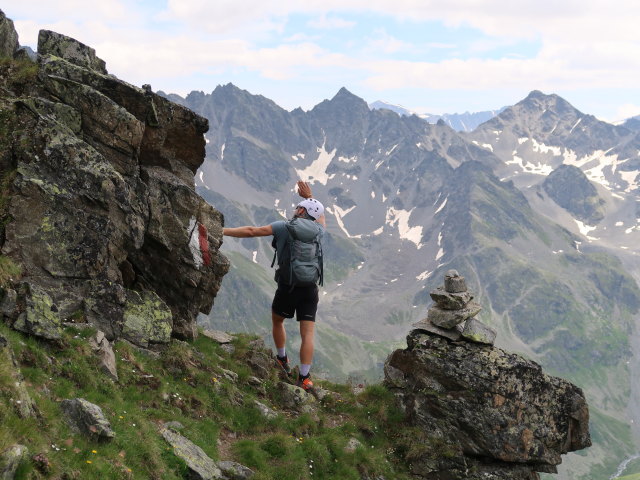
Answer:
[{"xmin": 6, "ymin": 1, "xmax": 640, "ymax": 122}]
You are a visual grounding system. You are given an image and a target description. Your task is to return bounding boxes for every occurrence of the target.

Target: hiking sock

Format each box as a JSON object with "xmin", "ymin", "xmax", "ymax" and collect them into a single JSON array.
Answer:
[
  {"xmin": 277, "ymin": 347, "xmax": 286, "ymax": 358},
  {"xmin": 299, "ymin": 364, "xmax": 311, "ymax": 377}
]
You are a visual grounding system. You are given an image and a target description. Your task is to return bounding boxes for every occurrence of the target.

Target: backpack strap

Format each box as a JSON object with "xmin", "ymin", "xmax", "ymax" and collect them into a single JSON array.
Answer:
[{"xmin": 318, "ymin": 239, "xmax": 324, "ymax": 286}]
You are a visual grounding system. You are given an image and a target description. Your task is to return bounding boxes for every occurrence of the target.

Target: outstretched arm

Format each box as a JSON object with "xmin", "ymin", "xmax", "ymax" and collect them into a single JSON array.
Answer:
[{"xmin": 223, "ymin": 225, "xmax": 273, "ymax": 238}]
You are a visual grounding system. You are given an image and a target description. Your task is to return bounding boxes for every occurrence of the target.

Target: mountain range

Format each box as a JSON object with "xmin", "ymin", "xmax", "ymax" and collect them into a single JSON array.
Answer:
[
  {"xmin": 161, "ymin": 84, "xmax": 640, "ymax": 480},
  {"xmin": 369, "ymin": 99, "xmax": 506, "ymax": 132}
]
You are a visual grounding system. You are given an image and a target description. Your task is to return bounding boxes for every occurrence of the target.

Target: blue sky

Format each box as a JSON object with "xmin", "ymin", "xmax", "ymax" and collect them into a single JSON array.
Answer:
[{"xmin": 6, "ymin": 1, "xmax": 640, "ymax": 121}]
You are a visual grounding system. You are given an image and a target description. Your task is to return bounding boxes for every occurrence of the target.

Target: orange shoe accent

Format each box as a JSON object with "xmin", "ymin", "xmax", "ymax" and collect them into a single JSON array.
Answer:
[{"xmin": 296, "ymin": 375, "xmax": 313, "ymax": 391}]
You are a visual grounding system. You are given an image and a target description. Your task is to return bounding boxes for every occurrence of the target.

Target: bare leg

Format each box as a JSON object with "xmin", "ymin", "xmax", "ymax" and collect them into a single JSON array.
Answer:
[
  {"xmin": 299, "ymin": 320, "xmax": 315, "ymax": 365},
  {"xmin": 272, "ymin": 312, "xmax": 286, "ymax": 350}
]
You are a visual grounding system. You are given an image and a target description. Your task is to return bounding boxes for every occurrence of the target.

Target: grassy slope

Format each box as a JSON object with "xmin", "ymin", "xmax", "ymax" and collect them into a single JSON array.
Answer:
[{"xmin": 0, "ymin": 323, "xmax": 414, "ymax": 480}]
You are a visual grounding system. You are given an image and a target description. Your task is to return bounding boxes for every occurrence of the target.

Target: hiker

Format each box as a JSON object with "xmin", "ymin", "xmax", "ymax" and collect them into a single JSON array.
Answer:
[{"xmin": 222, "ymin": 181, "xmax": 325, "ymax": 391}]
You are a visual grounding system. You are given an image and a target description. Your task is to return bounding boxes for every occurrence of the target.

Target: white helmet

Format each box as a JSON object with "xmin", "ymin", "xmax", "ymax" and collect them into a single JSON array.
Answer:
[{"xmin": 296, "ymin": 198, "xmax": 324, "ymax": 220}]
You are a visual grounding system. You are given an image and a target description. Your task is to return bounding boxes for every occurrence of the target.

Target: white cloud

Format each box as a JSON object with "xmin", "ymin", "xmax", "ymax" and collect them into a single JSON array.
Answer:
[
  {"xmin": 367, "ymin": 29, "xmax": 413, "ymax": 54},
  {"xmin": 307, "ymin": 15, "xmax": 355, "ymax": 30},
  {"xmin": 614, "ymin": 104, "xmax": 640, "ymax": 122},
  {"xmin": 7, "ymin": 0, "xmax": 640, "ymax": 118}
]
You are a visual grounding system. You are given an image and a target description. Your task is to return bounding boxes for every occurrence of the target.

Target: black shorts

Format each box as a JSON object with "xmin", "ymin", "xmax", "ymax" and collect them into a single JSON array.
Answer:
[{"xmin": 272, "ymin": 285, "xmax": 319, "ymax": 322}]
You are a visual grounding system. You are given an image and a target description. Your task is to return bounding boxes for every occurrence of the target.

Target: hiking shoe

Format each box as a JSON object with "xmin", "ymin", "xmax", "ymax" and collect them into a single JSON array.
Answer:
[
  {"xmin": 296, "ymin": 374, "xmax": 314, "ymax": 391},
  {"xmin": 276, "ymin": 355, "xmax": 292, "ymax": 376}
]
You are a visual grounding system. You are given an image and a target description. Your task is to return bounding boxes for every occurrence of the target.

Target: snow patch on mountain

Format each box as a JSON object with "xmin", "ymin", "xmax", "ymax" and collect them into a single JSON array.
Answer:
[
  {"xmin": 338, "ymin": 155, "xmax": 357, "ymax": 163},
  {"xmin": 619, "ymin": 169, "xmax": 639, "ymax": 192},
  {"xmin": 295, "ymin": 143, "xmax": 336, "ymax": 185},
  {"xmin": 564, "ymin": 150, "xmax": 619, "ymax": 188},
  {"xmin": 328, "ymin": 205, "xmax": 361, "ymax": 239},
  {"xmin": 385, "ymin": 207, "xmax": 423, "ymax": 247},
  {"xmin": 472, "ymin": 140, "xmax": 494, "ymax": 152},
  {"xmin": 416, "ymin": 270, "xmax": 433, "ymax": 281},
  {"xmin": 506, "ymin": 155, "xmax": 553, "ymax": 175},
  {"xmin": 530, "ymin": 138, "xmax": 562, "ymax": 156},
  {"xmin": 575, "ymin": 219, "xmax": 600, "ymax": 240},
  {"xmin": 435, "ymin": 197, "xmax": 448, "ymax": 214}
]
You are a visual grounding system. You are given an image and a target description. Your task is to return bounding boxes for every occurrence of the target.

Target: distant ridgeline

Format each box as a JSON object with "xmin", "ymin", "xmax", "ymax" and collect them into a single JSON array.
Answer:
[{"xmin": 0, "ymin": 10, "xmax": 595, "ymax": 480}]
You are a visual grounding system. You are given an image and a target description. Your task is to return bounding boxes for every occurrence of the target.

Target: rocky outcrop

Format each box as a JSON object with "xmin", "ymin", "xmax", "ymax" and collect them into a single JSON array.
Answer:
[
  {"xmin": 385, "ymin": 328, "xmax": 591, "ymax": 479},
  {"xmin": 0, "ymin": 10, "xmax": 19, "ymax": 59},
  {"xmin": 0, "ymin": 22, "xmax": 229, "ymax": 344}
]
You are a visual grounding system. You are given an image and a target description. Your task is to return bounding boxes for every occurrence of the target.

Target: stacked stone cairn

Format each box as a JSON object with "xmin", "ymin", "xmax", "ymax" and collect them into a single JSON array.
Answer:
[{"xmin": 413, "ymin": 270, "xmax": 497, "ymax": 345}]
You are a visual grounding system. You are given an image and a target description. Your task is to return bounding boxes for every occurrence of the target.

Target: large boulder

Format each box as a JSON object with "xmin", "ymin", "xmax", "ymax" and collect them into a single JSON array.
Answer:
[
  {"xmin": 0, "ymin": 23, "xmax": 229, "ymax": 343},
  {"xmin": 60, "ymin": 398, "xmax": 115, "ymax": 440},
  {"xmin": 385, "ymin": 329, "xmax": 591, "ymax": 479}
]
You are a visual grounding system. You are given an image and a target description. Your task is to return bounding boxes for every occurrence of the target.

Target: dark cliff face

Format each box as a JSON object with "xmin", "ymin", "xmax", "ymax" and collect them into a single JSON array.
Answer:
[
  {"xmin": 542, "ymin": 164, "xmax": 605, "ymax": 224},
  {"xmin": 0, "ymin": 24, "xmax": 229, "ymax": 344},
  {"xmin": 385, "ymin": 329, "xmax": 591, "ymax": 479}
]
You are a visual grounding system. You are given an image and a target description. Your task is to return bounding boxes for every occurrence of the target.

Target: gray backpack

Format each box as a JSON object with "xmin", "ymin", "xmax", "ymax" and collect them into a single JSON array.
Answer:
[{"xmin": 271, "ymin": 218, "xmax": 323, "ymax": 288}]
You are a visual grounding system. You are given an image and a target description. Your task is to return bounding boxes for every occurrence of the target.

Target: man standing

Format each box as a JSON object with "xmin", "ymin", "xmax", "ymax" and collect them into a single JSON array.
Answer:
[{"xmin": 222, "ymin": 181, "xmax": 325, "ymax": 391}]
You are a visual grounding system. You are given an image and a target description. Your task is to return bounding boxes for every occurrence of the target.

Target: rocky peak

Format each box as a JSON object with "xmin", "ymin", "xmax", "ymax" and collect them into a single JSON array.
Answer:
[{"xmin": 0, "ymin": 26, "xmax": 229, "ymax": 344}]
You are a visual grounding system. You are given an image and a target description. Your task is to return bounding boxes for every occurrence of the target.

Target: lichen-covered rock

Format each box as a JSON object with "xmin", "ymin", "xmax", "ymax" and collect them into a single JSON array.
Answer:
[
  {"xmin": 461, "ymin": 317, "xmax": 497, "ymax": 345},
  {"xmin": 254, "ymin": 400, "xmax": 278, "ymax": 420},
  {"xmin": 0, "ymin": 24, "xmax": 229, "ymax": 344},
  {"xmin": 37, "ymin": 30, "xmax": 107, "ymax": 74},
  {"xmin": 278, "ymin": 382, "xmax": 317, "ymax": 412},
  {"xmin": 0, "ymin": 444, "xmax": 29, "ymax": 479},
  {"xmin": 0, "ymin": 288, "xmax": 17, "ymax": 319},
  {"xmin": 88, "ymin": 331, "xmax": 118, "ymax": 380},
  {"xmin": 427, "ymin": 301, "xmax": 482, "ymax": 329},
  {"xmin": 161, "ymin": 427, "xmax": 222, "ymax": 480},
  {"xmin": 218, "ymin": 460, "xmax": 254, "ymax": 479},
  {"xmin": 0, "ymin": 9, "xmax": 19, "ymax": 59},
  {"xmin": 429, "ymin": 286, "xmax": 473, "ymax": 310},
  {"xmin": 412, "ymin": 318, "xmax": 463, "ymax": 341},
  {"xmin": 12, "ymin": 282, "xmax": 62, "ymax": 340},
  {"xmin": 60, "ymin": 398, "xmax": 115, "ymax": 439},
  {"xmin": 202, "ymin": 329, "xmax": 233, "ymax": 344},
  {"xmin": 122, "ymin": 290, "xmax": 172, "ymax": 347},
  {"xmin": 385, "ymin": 329, "xmax": 590, "ymax": 479},
  {"xmin": 444, "ymin": 269, "xmax": 467, "ymax": 293}
]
